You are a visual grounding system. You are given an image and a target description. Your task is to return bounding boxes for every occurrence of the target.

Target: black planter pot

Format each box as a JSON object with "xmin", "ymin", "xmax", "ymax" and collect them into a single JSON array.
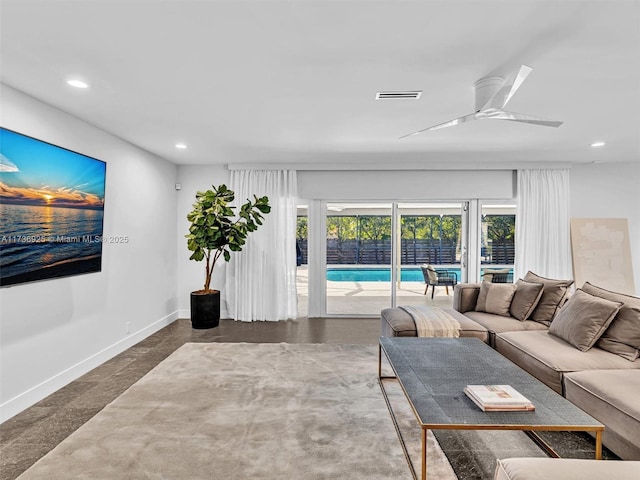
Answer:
[{"xmin": 190, "ymin": 291, "xmax": 221, "ymax": 329}]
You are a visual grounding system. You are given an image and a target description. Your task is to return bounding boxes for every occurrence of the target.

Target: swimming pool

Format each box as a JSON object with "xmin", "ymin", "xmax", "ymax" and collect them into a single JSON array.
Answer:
[
  {"xmin": 326, "ymin": 267, "xmax": 436, "ymax": 282},
  {"xmin": 326, "ymin": 267, "xmax": 511, "ymax": 282}
]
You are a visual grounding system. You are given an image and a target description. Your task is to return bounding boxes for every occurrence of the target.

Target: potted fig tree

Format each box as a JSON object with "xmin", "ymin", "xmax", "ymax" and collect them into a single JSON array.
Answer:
[{"xmin": 186, "ymin": 184, "xmax": 270, "ymax": 328}]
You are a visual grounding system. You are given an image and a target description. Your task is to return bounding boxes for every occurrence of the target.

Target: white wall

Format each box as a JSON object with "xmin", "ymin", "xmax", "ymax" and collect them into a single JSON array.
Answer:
[
  {"xmin": 298, "ymin": 170, "xmax": 516, "ymax": 200},
  {"xmin": 176, "ymin": 165, "xmax": 230, "ymax": 318},
  {"xmin": 570, "ymin": 162, "xmax": 640, "ymax": 295},
  {"xmin": 0, "ymin": 85, "xmax": 179, "ymax": 421}
]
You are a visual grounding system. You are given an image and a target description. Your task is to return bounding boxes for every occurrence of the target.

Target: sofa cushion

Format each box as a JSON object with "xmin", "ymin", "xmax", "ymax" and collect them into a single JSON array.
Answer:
[
  {"xmin": 464, "ymin": 312, "xmax": 548, "ymax": 335},
  {"xmin": 380, "ymin": 307, "xmax": 416, "ymax": 337},
  {"xmin": 494, "ymin": 458, "xmax": 640, "ymax": 480},
  {"xmin": 464, "ymin": 311, "xmax": 547, "ymax": 347},
  {"xmin": 475, "ymin": 281, "xmax": 517, "ymax": 316},
  {"xmin": 523, "ymin": 271, "xmax": 574, "ymax": 325},
  {"xmin": 495, "ymin": 331, "xmax": 640, "ymax": 394},
  {"xmin": 548, "ymin": 289, "xmax": 622, "ymax": 352},
  {"xmin": 565, "ymin": 370, "xmax": 640, "ymax": 460},
  {"xmin": 582, "ymin": 282, "xmax": 640, "ymax": 361},
  {"xmin": 510, "ymin": 279, "xmax": 544, "ymax": 321},
  {"xmin": 453, "ymin": 283, "xmax": 481, "ymax": 313}
]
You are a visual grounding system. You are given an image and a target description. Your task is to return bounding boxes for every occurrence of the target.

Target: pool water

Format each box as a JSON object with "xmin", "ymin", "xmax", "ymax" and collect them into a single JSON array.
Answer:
[
  {"xmin": 327, "ymin": 268, "xmax": 439, "ymax": 282},
  {"xmin": 326, "ymin": 267, "xmax": 512, "ymax": 282}
]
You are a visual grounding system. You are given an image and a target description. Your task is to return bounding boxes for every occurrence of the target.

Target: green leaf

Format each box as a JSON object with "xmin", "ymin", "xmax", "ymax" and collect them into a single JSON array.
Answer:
[
  {"xmin": 186, "ymin": 185, "xmax": 270, "ymax": 273},
  {"xmin": 189, "ymin": 249, "xmax": 205, "ymax": 262}
]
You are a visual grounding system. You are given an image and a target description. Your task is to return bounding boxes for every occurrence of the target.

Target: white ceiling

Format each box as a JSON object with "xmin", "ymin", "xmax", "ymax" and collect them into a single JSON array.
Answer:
[{"xmin": 1, "ymin": 0, "xmax": 639, "ymax": 167}]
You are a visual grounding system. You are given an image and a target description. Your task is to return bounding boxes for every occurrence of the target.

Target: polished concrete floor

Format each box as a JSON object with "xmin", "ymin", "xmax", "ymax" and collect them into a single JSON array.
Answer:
[{"xmin": 1, "ymin": 317, "xmax": 616, "ymax": 480}]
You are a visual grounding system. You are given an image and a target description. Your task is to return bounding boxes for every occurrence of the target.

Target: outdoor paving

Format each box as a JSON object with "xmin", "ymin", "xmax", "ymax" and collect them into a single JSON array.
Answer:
[{"xmin": 296, "ymin": 266, "xmax": 454, "ymax": 317}]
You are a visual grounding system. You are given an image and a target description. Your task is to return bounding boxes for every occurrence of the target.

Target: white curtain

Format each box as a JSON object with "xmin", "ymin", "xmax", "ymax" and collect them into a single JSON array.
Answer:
[
  {"xmin": 515, "ymin": 169, "xmax": 573, "ymax": 281},
  {"xmin": 226, "ymin": 170, "xmax": 298, "ymax": 321}
]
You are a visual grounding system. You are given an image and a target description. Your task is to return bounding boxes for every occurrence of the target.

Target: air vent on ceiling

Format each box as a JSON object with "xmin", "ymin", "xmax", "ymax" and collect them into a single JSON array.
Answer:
[{"xmin": 376, "ymin": 91, "xmax": 422, "ymax": 100}]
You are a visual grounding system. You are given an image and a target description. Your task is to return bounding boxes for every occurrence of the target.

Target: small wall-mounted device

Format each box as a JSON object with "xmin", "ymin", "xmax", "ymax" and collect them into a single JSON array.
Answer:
[{"xmin": 175, "ymin": 183, "xmax": 182, "ymax": 191}]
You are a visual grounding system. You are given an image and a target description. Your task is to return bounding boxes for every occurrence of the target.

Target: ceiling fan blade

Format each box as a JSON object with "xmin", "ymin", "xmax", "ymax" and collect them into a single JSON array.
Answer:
[
  {"xmin": 399, "ymin": 112, "xmax": 477, "ymax": 138},
  {"xmin": 492, "ymin": 110, "xmax": 563, "ymax": 127},
  {"xmin": 481, "ymin": 64, "xmax": 533, "ymax": 111},
  {"xmin": 399, "ymin": 65, "xmax": 560, "ymax": 138}
]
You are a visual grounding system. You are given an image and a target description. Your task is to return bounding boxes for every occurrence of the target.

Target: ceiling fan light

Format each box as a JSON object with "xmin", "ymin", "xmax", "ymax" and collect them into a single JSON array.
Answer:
[{"xmin": 67, "ymin": 79, "xmax": 89, "ymax": 89}]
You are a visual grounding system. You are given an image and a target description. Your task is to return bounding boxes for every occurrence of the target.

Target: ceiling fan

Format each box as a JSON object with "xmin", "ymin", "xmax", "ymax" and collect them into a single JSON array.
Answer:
[{"xmin": 399, "ymin": 64, "xmax": 563, "ymax": 139}]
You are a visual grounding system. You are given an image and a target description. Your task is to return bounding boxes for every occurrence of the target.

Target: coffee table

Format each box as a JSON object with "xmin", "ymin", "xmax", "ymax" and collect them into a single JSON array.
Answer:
[{"xmin": 378, "ymin": 337, "xmax": 605, "ymax": 480}]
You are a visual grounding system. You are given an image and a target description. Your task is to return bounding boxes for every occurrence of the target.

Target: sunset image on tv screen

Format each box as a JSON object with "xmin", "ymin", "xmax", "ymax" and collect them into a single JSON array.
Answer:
[{"xmin": 0, "ymin": 127, "xmax": 106, "ymax": 286}]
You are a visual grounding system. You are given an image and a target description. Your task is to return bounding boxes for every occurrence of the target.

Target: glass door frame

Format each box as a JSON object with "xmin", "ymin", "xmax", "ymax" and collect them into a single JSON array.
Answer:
[{"xmin": 466, "ymin": 199, "xmax": 481, "ymax": 283}]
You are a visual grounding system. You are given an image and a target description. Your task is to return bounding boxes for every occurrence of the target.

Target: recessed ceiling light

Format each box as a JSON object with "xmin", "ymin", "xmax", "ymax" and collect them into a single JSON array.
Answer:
[
  {"xmin": 590, "ymin": 141, "xmax": 606, "ymax": 147},
  {"xmin": 67, "ymin": 79, "xmax": 89, "ymax": 89},
  {"xmin": 175, "ymin": 143, "xmax": 188, "ymax": 149}
]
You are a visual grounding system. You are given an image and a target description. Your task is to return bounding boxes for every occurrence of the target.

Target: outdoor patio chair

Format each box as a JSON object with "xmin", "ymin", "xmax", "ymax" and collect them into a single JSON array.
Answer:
[
  {"xmin": 490, "ymin": 272, "xmax": 513, "ymax": 283},
  {"xmin": 482, "ymin": 268, "xmax": 513, "ymax": 283},
  {"xmin": 421, "ymin": 265, "xmax": 458, "ymax": 298}
]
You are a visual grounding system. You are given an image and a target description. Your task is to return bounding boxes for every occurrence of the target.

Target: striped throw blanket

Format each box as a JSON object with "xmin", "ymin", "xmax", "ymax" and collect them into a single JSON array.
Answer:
[{"xmin": 399, "ymin": 305, "xmax": 461, "ymax": 338}]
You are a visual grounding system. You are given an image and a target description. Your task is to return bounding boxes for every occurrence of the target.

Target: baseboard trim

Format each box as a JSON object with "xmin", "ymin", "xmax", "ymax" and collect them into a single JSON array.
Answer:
[{"xmin": 0, "ymin": 311, "xmax": 179, "ymax": 423}]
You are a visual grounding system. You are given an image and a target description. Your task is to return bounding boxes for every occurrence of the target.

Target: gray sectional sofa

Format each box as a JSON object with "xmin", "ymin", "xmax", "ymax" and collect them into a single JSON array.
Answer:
[
  {"xmin": 380, "ymin": 273, "xmax": 640, "ymax": 460},
  {"xmin": 494, "ymin": 458, "xmax": 640, "ymax": 480},
  {"xmin": 456, "ymin": 277, "xmax": 640, "ymax": 461},
  {"xmin": 564, "ymin": 370, "xmax": 640, "ymax": 461}
]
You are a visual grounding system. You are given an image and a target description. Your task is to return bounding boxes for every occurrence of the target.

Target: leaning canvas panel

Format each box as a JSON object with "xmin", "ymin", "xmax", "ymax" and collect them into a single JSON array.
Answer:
[
  {"xmin": 570, "ymin": 218, "xmax": 635, "ymax": 295},
  {"xmin": 0, "ymin": 127, "xmax": 107, "ymax": 287}
]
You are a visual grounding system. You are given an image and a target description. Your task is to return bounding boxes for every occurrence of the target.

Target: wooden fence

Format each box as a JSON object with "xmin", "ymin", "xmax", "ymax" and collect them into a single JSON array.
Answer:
[{"xmin": 296, "ymin": 239, "xmax": 513, "ymax": 265}]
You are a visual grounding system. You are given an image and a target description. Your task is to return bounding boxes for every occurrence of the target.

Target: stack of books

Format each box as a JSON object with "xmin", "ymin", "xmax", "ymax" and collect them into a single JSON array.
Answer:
[{"xmin": 464, "ymin": 385, "xmax": 535, "ymax": 412}]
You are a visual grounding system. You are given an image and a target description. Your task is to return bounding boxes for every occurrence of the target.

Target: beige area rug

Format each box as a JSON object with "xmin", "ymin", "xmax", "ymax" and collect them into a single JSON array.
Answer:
[{"xmin": 17, "ymin": 343, "xmax": 457, "ymax": 480}]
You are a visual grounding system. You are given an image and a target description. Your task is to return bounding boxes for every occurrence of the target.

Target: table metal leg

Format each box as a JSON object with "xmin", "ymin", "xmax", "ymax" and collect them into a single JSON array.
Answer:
[
  {"xmin": 378, "ymin": 342, "xmax": 415, "ymax": 479},
  {"xmin": 421, "ymin": 428, "xmax": 427, "ymax": 480},
  {"xmin": 524, "ymin": 431, "xmax": 560, "ymax": 458}
]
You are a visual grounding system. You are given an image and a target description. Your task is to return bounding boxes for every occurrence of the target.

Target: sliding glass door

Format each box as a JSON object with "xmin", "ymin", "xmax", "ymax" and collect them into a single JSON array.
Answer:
[
  {"xmin": 319, "ymin": 202, "xmax": 466, "ymax": 316},
  {"xmin": 298, "ymin": 199, "xmax": 516, "ymax": 317},
  {"xmin": 480, "ymin": 203, "xmax": 516, "ymax": 282},
  {"xmin": 325, "ymin": 203, "xmax": 392, "ymax": 316},
  {"xmin": 394, "ymin": 203, "xmax": 465, "ymax": 308}
]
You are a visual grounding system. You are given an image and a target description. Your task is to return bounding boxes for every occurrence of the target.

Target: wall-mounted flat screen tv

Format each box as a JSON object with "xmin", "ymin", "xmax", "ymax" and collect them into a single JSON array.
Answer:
[{"xmin": 0, "ymin": 127, "xmax": 107, "ymax": 287}]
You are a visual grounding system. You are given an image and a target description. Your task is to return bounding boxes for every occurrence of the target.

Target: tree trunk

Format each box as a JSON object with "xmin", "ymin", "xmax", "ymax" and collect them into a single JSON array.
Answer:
[{"xmin": 204, "ymin": 252, "xmax": 212, "ymax": 291}]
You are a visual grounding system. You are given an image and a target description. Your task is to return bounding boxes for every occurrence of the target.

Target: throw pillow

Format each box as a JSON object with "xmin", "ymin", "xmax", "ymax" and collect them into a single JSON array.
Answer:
[
  {"xmin": 523, "ymin": 271, "xmax": 574, "ymax": 325},
  {"xmin": 548, "ymin": 289, "xmax": 623, "ymax": 351},
  {"xmin": 424, "ymin": 265, "xmax": 438, "ymax": 283},
  {"xmin": 475, "ymin": 281, "xmax": 518, "ymax": 317},
  {"xmin": 510, "ymin": 279, "xmax": 544, "ymax": 321},
  {"xmin": 582, "ymin": 282, "xmax": 640, "ymax": 361}
]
